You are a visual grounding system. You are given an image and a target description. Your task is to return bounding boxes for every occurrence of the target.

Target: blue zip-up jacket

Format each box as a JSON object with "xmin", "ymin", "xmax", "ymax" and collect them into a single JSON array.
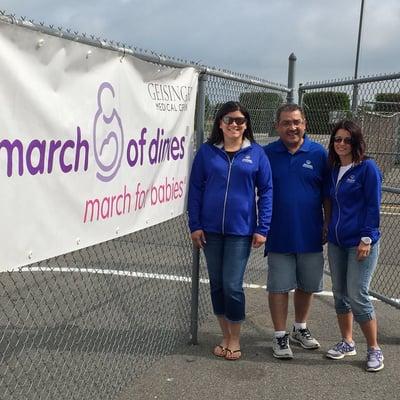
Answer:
[
  {"xmin": 188, "ymin": 139, "xmax": 273, "ymax": 237},
  {"xmin": 328, "ymin": 158, "xmax": 382, "ymax": 247}
]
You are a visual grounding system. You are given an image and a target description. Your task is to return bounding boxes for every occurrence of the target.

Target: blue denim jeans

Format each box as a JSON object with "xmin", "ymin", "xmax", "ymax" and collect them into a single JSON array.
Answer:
[
  {"xmin": 328, "ymin": 241, "xmax": 380, "ymax": 323},
  {"xmin": 203, "ymin": 233, "xmax": 252, "ymax": 323}
]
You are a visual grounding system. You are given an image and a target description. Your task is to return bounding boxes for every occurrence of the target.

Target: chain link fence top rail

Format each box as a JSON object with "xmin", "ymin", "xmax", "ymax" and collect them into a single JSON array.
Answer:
[
  {"xmin": 299, "ymin": 73, "xmax": 400, "ymax": 308},
  {"xmin": 0, "ymin": 12, "xmax": 290, "ymax": 400}
]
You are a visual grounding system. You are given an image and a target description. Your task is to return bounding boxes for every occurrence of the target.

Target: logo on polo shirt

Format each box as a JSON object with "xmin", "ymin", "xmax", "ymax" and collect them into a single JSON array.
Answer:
[
  {"xmin": 302, "ymin": 160, "xmax": 314, "ymax": 170},
  {"xmin": 346, "ymin": 175, "xmax": 356, "ymax": 183},
  {"xmin": 242, "ymin": 155, "xmax": 253, "ymax": 164}
]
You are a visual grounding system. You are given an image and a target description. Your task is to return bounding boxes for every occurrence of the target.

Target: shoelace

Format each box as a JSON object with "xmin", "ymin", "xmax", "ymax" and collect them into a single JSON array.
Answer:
[
  {"xmin": 277, "ymin": 335, "xmax": 289, "ymax": 349},
  {"xmin": 367, "ymin": 349, "xmax": 382, "ymax": 361},
  {"xmin": 298, "ymin": 328, "xmax": 312, "ymax": 339},
  {"xmin": 334, "ymin": 340, "xmax": 352, "ymax": 352}
]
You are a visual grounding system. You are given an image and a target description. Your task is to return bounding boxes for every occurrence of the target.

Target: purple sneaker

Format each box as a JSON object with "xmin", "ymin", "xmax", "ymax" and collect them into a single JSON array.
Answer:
[
  {"xmin": 366, "ymin": 348, "xmax": 384, "ymax": 372},
  {"xmin": 326, "ymin": 339, "xmax": 356, "ymax": 360}
]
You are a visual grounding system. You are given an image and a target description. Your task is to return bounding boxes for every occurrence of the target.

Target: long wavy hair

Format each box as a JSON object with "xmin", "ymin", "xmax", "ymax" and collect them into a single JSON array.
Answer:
[
  {"xmin": 208, "ymin": 101, "xmax": 254, "ymax": 144},
  {"xmin": 328, "ymin": 119, "xmax": 366, "ymax": 167}
]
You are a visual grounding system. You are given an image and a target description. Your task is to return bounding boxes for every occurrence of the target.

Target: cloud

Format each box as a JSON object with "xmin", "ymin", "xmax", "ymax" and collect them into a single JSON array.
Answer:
[{"xmin": 0, "ymin": 0, "xmax": 399, "ymax": 87}]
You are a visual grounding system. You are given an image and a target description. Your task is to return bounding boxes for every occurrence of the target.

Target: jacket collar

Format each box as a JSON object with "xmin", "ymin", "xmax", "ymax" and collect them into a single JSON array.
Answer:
[{"xmin": 214, "ymin": 138, "xmax": 252, "ymax": 150}]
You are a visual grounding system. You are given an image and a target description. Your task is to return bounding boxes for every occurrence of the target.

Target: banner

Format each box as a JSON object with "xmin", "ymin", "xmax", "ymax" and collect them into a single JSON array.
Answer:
[{"xmin": 0, "ymin": 22, "xmax": 198, "ymax": 271}]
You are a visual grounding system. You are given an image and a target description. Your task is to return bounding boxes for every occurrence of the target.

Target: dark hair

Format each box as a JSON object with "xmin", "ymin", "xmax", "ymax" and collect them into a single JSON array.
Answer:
[
  {"xmin": 328, "ymin": 119, "xmax": 366, "ymax": 167},
  {"xmin": 275, "ymin": 103, "xmax": 305, "ymax": 122},
  {"xmin": 208, "ymin": 101, "xmax": 254, "ymax": 144}
]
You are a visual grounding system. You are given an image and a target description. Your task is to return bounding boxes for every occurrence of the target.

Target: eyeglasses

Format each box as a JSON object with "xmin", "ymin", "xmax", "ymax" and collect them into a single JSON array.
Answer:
[
  {"xmin": 222, "ymin": 116, "xmax": 247, "ymax": 125},
  {"xmin": 279, "ymin": 119, "xmax": 304, "ymax": 128},
  {"xmin": 334, "ymin": 136, "xmax": 352, "ymax": 145}
]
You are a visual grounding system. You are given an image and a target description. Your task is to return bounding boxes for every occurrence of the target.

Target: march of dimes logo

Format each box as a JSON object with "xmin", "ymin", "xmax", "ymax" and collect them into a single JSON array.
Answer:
[
  {"xmin": 0, "ymin": 81, "xmax": 190, "ymax": 181},
  {"xmin": 93, "ymin": 82, "xmax": 124, "ymax": 182}
]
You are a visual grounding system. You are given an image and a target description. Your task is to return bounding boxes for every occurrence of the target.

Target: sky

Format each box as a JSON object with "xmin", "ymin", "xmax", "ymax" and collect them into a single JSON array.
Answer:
[{"xmin": 0, "ymin": 0, "xmax": 399, "ymax": 87}]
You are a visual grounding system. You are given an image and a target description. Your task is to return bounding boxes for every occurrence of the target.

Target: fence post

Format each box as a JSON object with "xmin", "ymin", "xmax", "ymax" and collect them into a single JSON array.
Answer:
[
  {"xmin": 298, "ymin": 83, "xmax": 304, "ymax": 106},
  {"xmin": 287, "ymin": 53, "xmax": 297, "ymax": 104},
  {"xmin": 352, "ymin": 84, "xmax": 359, "ymax": 112},
  {"xmin": 190, "ymin": 72, "xmax": 207, "ymax": 345}
]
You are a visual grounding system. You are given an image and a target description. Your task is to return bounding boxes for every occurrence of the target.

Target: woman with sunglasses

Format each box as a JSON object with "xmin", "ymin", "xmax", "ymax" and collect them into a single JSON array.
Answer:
[
  {"xmin": 188, "ymin": 101, "xmax": 273, "ymax": 360},
  {"xmin": 325, "ymin": 119, "xmax": 384, "ymax": 372}
]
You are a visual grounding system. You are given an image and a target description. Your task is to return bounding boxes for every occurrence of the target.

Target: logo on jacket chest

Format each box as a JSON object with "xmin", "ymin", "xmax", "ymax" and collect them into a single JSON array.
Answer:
[
  {"xmin": 242, "ymin": 155, "xmax": 253, "ymax": 164},
  {"xmin": 302, "ymin": 160, "xmax": 314, "ymax": 170},
  {"xmin": 346, "ymin": 175, "xmax": 356, "ymax": 183}
]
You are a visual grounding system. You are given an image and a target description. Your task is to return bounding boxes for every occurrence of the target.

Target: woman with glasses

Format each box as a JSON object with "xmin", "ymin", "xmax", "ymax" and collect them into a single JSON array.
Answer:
[
  {"xmin": 188, "ymin": 101, "xmax": 273, "ymax": 360},
  {"xmin": 325, "ymin": 119, "xmax": 384, "ymax": 372}
]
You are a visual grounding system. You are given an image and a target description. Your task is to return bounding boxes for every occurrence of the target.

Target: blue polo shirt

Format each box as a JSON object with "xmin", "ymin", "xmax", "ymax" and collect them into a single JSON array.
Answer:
[{"xmin": 264, "ymin": 135, "xmax": 328, "ymax": 253}]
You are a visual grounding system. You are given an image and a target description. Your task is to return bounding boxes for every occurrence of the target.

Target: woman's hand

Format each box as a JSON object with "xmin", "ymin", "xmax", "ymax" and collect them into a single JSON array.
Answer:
[
  {"xmin": 252, "ymin": 233, "xmax": 266, "ymax": 248},
  {"xmin": 357, "ymin": 241, "xmax": 371, "ymax": 261},
  {"xmin": 191, "ymin": 229, "xmax": 206, "ymax": 249}
]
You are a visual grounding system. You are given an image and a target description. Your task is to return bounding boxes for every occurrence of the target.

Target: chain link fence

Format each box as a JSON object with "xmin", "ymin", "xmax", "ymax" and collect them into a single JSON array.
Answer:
[
  {"xmin": 299, "ymin": 73, "xmax": 400, "ymax": 309},
  {"xmin": 3, "ymin": 11, "xmax": 399, "ymax": 400},
  {"xmin": 0, "ymin": 13, "xmax": 290, "ymax": 400}
]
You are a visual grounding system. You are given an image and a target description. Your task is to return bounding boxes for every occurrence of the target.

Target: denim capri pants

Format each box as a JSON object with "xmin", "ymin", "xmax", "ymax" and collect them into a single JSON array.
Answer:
[
  {"xmin": 328, "ymin": 241, "xmax": 380, "ymax": 323},
  {"xmin": 202, "ymin": 232, "xmax": 252, "ymax": 323}
]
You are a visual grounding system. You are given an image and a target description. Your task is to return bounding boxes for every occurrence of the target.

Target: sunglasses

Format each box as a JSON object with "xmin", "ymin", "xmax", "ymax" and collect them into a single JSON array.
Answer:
[
  {"xmin": 222, "ymin": 116, "xmax": 247, "ymax": 125},
  {"xmin": 334, "ymin": 136, "xmax": 352, "ymax": 145}
]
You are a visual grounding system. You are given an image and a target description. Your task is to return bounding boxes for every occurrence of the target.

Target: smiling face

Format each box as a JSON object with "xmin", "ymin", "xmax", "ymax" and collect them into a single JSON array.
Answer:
[
  {"xmin": 275, "ymin": 110, "xmax": 306, "ymax": 151},
  {"xmin": 219, "ymin": 110, "xmax": 247, "ymax": 143},
  {"xmin": 333, "ymin": 128, "xmax": 353, "ymax": 162}
]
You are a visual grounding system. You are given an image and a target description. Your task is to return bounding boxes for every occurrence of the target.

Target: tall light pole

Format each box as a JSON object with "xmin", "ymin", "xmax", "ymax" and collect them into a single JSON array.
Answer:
[
  {"xmin": 352, "ymin": 0, "xmax": 365, "ymax": 111},
  {"xmin": 354, "ymin": 0, "xmax": 365, "ymax": 80}
]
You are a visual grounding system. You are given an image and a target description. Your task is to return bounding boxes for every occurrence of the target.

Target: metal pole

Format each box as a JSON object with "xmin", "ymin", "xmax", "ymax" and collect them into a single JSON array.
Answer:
[
  {"xmin": 354, "ymin": 0, "xmax": 365, "ymax": 80},
  {"xmin": 189, "ymin": 73, "xmax": 207, "ymax": 345},
  {"xmin": 287, "ymin": 53, "xmax": 297, "ymax": 104},
  {"xmin": 300, "ymin": 73, "xmax": 400, "ymax": 91},
  {"xmin": 298, "ymin": 83, "xmax": 304, "ymax": 106},
  {"xmin": 352, "ymin": 0, "xmax": 365, "ymax": 111}
]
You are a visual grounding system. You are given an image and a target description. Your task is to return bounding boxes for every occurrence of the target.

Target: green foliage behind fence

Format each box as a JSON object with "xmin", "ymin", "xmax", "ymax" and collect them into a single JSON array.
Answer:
[
  {"xmin": 302, "ymin": 91, "xmax": 350, "ymax": 135},
  {"xmin": 239, "ymin": 92, "xmax": 284, "ymax": 134},
  {"xmin": 374, "ymin": 93, "xmax": 400, "ymax": 112}
]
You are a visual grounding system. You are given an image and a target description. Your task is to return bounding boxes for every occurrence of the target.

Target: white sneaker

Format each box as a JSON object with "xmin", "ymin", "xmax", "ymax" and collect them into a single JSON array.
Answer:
[
  {"xmin": 291, "ymin": 327, "xmax": 320, "ymax": 349},
  {"xmin": 272, "ymin": 333, "xmax": 293, "ymax": 359}
]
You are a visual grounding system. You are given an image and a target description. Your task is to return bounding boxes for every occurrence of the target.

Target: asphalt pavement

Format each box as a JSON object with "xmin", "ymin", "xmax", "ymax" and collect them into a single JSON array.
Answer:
[{"xmin": 118, "ymin": 275, "xmax": 400, "ymax": 400}]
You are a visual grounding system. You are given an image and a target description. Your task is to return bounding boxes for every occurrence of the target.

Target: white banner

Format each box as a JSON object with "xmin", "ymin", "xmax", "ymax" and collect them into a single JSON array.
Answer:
[{"xmin": 0, "ymin": 22, "xmax": 198, "ymax": 271}]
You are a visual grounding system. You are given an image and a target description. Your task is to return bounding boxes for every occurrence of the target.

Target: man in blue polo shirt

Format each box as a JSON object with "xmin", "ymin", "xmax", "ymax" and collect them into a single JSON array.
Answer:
[{"xmin": 264, "ymin": 103, "xmax": 329, "ymax": 359}]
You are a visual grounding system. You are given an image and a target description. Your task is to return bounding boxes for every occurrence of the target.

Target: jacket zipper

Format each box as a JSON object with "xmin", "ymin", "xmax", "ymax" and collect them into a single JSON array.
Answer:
[
  {"xmin": 334, "ymin": 172, "xmax": 342, "ymax": 246},
  {"xmin": 333, "ymin": 166, "xmax": 354, "ymax": 245},
  {"xmin": 222, "ymin": 152, "xmax": 235, "ymax": 234}
]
